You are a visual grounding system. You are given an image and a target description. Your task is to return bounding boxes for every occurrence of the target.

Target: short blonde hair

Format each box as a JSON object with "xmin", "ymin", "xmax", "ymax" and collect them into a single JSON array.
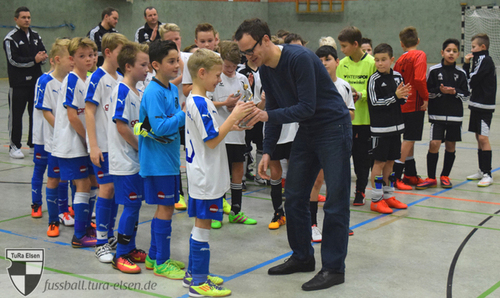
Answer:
[
  {"xmin": 219, "ymin": 41, "xmax": 240, "ymax": 65},
  {"xmin": 319, "ymin": 36, "xmax": 337, "ymax": 50},
  {"xmin": 159, "ymin": 23, "xmax": 180, "ymax": 39},
  {"xmin": 187, "ymin": 48, "xmax": 222, "ymax": 79},
  {"xmin": 49, "ymin": 38, "xmax": 71, "ymax": 60},
  {"xmin": 68, "ymin": 37, "xmax": 97, "ymax": 56},
  {"xmin": 101, "ymin": 33, "xmax": 128, "ymax": 54},
  {"xmin": 118, "ymin": 42, "xmax": 148, "ymax": 73}
]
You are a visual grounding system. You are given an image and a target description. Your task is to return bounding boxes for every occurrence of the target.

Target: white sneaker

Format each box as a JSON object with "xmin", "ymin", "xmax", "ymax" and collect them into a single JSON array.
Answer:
[
  {"xmin": 59, "ymin": 212, "xmax": 75, "ymax": 226},
  {"xmin": 467, "ymin": 170, "xmax": 483, "ymax": 180},
  {"xmin": 478, "ymin": 174, "xmax": 493, "ymax": 187},
  {"xmin": 92, "ymin": 211, "xmax": 96, "ymax": 219},
  {"xmin": 95, "ymin": 243, "xmax": 113, "ymax": 263},
  {"xmin": 311, "ymin": 225, "xmax": 322, "ymax": 243},
  {"xmin": 108, "ymin": 236, "xmax": 117, "ymax": 249},
  {"xmin": 9, "ymin": 146, "xmax": 24, "ymax": 159}
]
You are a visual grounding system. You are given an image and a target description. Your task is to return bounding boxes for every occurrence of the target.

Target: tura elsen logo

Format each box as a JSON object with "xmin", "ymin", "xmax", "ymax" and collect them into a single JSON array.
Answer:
[{"xmin": 6, "ymin": 248, "xmax": 45, "ymax": 296}]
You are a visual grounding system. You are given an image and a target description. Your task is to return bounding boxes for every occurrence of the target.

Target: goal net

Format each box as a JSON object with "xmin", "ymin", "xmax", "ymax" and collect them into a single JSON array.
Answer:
[{"xmin": 463, "ymin": 5, "xmax": 500, "ymax": 67}]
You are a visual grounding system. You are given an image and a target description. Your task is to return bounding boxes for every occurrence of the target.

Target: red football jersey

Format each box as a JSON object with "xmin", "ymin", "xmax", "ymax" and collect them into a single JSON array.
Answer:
[{"xmin": 394, "ymin": 50, "xmax": 429, "ymax": 113}]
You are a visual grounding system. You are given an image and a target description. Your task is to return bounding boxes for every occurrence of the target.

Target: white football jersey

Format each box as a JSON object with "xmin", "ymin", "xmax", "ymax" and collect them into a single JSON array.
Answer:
[
  {"xmin": 185, "ymin": 94, "xmax": 229, "ymax": 199},
  {"xmin": 212, "ymin": 72, "xmax": 253, "ymax": 145},
  {"xmin": 182, "ymin": 51, "xmax": 220, "ymax": 99},
  {"xmin": 52, "ymin": 72, "xmax": 88, "ymax": 158},
  {"xmin": 334, "ymin": 77, "xmax": 355, "ymax": 110},
  {"xmin": 277, "ymin": 123, "xmax": 299, "ymax": 144},
  {"xmin": 85, "ymin": 67, "xmax": 123, "ymax": 153},
  {"xmin": 108, "ymin": 82, "xmax": 141, "ymax": 175},
  {"xmin": 33, "ymin": 75, "xmax": 48, "ymax": 145},
  {"xmin": 136, "ymin": 70, "xmax": 155, "ymax": 93},
  {"xmin": 39, "ymin": 74, "xmax": 62, "ymax": 153},
  {"xmin": 176, "ymin": 52, "xmax": 191, "ymax": 106}
]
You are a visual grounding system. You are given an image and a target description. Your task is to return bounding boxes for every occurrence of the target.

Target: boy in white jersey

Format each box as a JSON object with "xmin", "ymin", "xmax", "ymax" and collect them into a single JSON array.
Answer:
[
  {"xmin": 310, "ymin": 45, "xmax": 356, "ymax": 240},
  {"xmin": 185, "ymin": 48, "xmax": 254, "ymax": 298},
  {"xmin": 36, "ymin": 39, "xmax": 74, "ymax": 237},
  {"xmin": 211, "ymin": 41, "xmax": 258, "ymax": 229},
  {"xmin": 52, "ymin": 37, "xmax": 98, "ymax": 248},
  {"xmin": 85, "ymin": 33, "xmax": 128, "ymax": 263},
  {"xmin": 109, "ymin": 42, "xmax": 149, "ymax": 274}
]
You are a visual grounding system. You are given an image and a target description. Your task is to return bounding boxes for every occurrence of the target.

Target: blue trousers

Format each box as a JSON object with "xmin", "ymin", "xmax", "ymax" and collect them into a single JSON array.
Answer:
[{"xmin": 284, "ymin": 122, "xmax": 352, "ymax": 273}]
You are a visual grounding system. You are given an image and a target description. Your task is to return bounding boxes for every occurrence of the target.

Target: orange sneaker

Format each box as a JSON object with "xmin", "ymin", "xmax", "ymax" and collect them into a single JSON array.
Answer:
[
  {"xmin": 317, "ymin": 194, "xmax": 326, "ymax": 202},
  {"xmin": 370, "ymin": 200, "xmax": 393, "ymax": 214},
  {"xmin": 68, "ymin": 206, "xmax": 75, "ymax": 217},
  {"xmin": 440, "ymin": 176, "xmax": 453, "ymax": 188},
  {"xmin": 395, "ymin": 179, "xmax": 412, "ymax": 190},
  {"xmin": 47, "ymin": 222, "xmax": 60, "ymax": 237},
  {"xmin": 112, "ymin": 254, "xmax": 141, "ymax": 274},
  {"xmin": 31, "ymin": 203, "xmax": 43, "ymax": 218},
  {"xmin": 403, "ymin": 175, "xmax": 424, "ymax": 186},
  {"xmin": 129, "ymin": 248, "xmax": 147, "ymax": 263},
  {"xmin": 415, "ymin": 178, "xmax": 437, "ymax": 190},
  {"xmin": 384, "ymin": 197, "xmax": 407, "ymax": 209}
]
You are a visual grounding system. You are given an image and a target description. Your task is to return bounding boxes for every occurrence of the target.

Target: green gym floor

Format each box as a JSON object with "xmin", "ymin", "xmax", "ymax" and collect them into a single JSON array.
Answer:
[{"xmin": 0, "ymin": 77, "xmax": 499, "ymax": 298}]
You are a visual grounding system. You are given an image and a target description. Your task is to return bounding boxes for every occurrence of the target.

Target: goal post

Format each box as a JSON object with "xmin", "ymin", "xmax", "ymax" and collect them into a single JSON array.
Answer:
[{"xmin": 462, "ymin": 5, "xmax": 500, "ymax": 67}]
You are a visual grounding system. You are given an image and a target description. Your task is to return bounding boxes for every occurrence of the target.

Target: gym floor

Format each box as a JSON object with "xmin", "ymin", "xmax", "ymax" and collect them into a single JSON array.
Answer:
[{"xmin": 0, "ymin": 78, "xmax": 498, "ymax": 298}]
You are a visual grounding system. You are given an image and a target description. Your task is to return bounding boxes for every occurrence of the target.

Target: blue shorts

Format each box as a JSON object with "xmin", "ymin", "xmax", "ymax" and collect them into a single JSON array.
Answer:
[
  {"xmin": 47, "ymin": 154, "xmax": 61, "ymax": 179},
  {"xmin": 92, "ymin": 152, "xmax": 113, "ymax": 184},
  {"xmin": 113, "ymin": 173, "xmax": 144, "ymax": 207},
  {"xmin": 144, "ymin": 175, "xmax": 179, "ymax": 206},
  {"xmin": 188, "ymin": 197, "xmax": 223, "ymax": 221},
  {"xmin": 58, "ymin": 156, "xmax": 93, "ymax": 181},
  {"xmin": 33, "ymin": 145, "xmax": 48, "ymax": 166}
]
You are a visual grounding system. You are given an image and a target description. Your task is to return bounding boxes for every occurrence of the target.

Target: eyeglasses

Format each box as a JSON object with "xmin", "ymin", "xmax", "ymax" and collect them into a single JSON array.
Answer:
[{"xmin": 240, "ymin": 36, "xmax": 263, "ymax": 56}]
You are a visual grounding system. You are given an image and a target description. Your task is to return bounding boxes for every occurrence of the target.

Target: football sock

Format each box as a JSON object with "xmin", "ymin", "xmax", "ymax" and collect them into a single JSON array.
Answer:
[
  {"xmin": 481, "ymin": 150, "xmax": 492, "ymax": 176},
  {"xmin": 87, "ymin": 186, "xmax": 98, "ymax": 226},
  {"xmin": 179, "ymin": 174, "xmax": 184, "ymax": 196},
  {"xmin": 372, "ymin": 176, "xmax": 384, "ymax": 202},
  {"xmin": 109, "ymin": 197, "xmax": 118, "ymax": 238},
  {"xmin": 58, "ymin": 181, "xmax": 69, "ymax": 214},
  {"xmin": 441, "ymin": 151, "xmax": 456, "ymax": 177},
  {"xmin": 393, "ymin": 161, "xmax": 405, "ymax": 180},
  {"xmin": 405, "ymin": 157, "xmax": 417, "ymax": 176},
  {"xmin": 116, "ymin": 204, "xmax": 139, "ymax": 257},
  {"xmin": 190, "ymin": 227, "xmax": 210, "ymax": 285},
  {"xmin": 310, "ymin": 201, "xmax": 318, "ymax": 226},
  {"xmin": 477, "ymin": 149, "xmax": 483, "ymax": 171},
  {"xmin": 95, "ymin": 197, "xmax": 112, "ymax": 246},
  {"xmin": 73, "ymin": 192, "xmax": 90, "ymax": 238},
  {"xmin": 427, "ymin": 152, "xmax": 439, "ymax": 179},
  {"xmin": 230, "ymin": 183, "xmax": 242, "ymax": 214},
  {"xmin": 383, "ymin": 185, "xmax": 395, "ymax": 199},
  {"xmin": 31, "ymin": 163, "xmax": 45, "ymax": 205},
  {"xmin": 155, "ymin": 218, "xmax": 172, "ymax": 265},
  {"xmin": 46, "ymin": 187, "xmax": 59, "ymax": 223},
  {"xmin": 149, "ymin": 217, "xmax": 157, "ymax": 261},
  {"xmin": 270, "ymin": 179, "xmax": 283, "ymax": 212}
]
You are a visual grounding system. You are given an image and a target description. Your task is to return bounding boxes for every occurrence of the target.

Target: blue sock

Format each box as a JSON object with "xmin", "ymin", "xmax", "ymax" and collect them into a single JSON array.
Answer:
[
  {"xmin": 46, "ymin": 187, "xmax": 59, "ymax": 223},
  {"xmin": 73, "ymin": 192, "xmax": 90, "ymax": 238},
  {"xmin": 149, "ymin": 218, "xmax": 157, "ymax": 261},
  {"xmin": 109, "ymin": 197, "xmax": 119, "ymax": 238},
  {"xmin": 31, "ymin": 163, "xmax": 45, "ymax": 205},
  {"xmin": 95, "ymin": 197, "xmax": 112, "ymax": 246},
  {"xmin": 190, "ymin": 236, "xmax": 210, "ymax": 285},
  {"xmin": 58, "ymin": 181, "xmax": 69, "ymax": 214},
  {"xmin": 188, "ymin": 236, "xmax": 193, "ymax": 275},
  {"xmin": 70, "ymin": 181, "xmax": 76, "ymax": 204},
  {"xmin": 131, "ymin": 220, "xmax": 138, "ymax": 251},
  {"xmin": 116, "ymin": 204, "xmax": 139, "ymax": 257},
  {"xmin": 155, "ymin": 218, "xmax": 172, "ymax": 265},
  {"xmin": 87, "ymin": 187, "xmax": 98, "ymax": 226}
]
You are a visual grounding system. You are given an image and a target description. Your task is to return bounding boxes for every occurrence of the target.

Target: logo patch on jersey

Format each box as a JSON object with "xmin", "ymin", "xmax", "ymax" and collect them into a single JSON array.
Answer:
[
  {"xmin": 105, "ymin": 104, "xmax": 109, "ymax": 111},
  {"xmin": 53, "ymin": 167, "xmax": 60, "ymax": 173},
  {"xmin": 129, "ymin": 192, "xmax": 137, "ymax": 200},
  {"xmin": 381, "ymin": 82, "xmax": 387, "ymax": 87},
  {"xmin": 97, "ymin": 171, "xmax": 104, "ymax": 179},
  {"xmin": 67, "ymin": 87, "xmax": 74, "ymax": 94},
  {"xmin": 131, "ymin": 102, "xmax": 136, "ymax": 107},
  {"xmin": 106, "ymin": 84, "xmax": 112, "ymax": 88},
  {"xmin": 52, "ymin": 89, "xmax": 59, "ymax": 94},
  {"xmin": 454, "ymin": 73, "xmax": 459, "ymax": 81},
  {"xmin": 36, "ymin": 153, "xmax": 42, "ymax": 159},
  {"xmin": 19, "ymin": 40, "xmax": 24, "ymax": 45},
  {"xmin": 89, "ymin": 81, "xmax": 98, "ymax": 89},
  {"xmin": 157, "ymin": 191, "xmax": 165, "ymax": 199},
  {"xmin": 438, "ymin": 73, "xmax": 443, "ymax": 80},
  {"xmin": 209, "ymin": 204, "xmax": 219, "ymax": 213},
  {"xmin": 218, "ymin": 82, "xmax": 224, "ymax": 87},
  {"xmin": 34, "ymin": 39, "xmax": 38, "ymax": 46},
  {"xmin": 79, "ymin": 166, "xmax": 87, "ymax": 173}
]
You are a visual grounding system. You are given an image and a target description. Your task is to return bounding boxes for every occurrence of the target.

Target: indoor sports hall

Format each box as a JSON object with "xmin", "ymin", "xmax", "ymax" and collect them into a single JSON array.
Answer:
[{"xmin": 0, "ymin": 0, "xmax": 499, "ymax": 297}]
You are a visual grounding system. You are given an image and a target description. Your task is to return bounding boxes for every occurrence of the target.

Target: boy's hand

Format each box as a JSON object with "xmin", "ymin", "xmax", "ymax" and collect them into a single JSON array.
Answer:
[
  {"xmin": 225, "ymin": 93, "xmax": 241, "ymax": 108},
  {"xmin": 352, "ymin": 86, "xmax": 359, "ymax": 102},
  {"xmin": 420, "ymin": 100, "xmax": 428, "ymax": 111},
  {"xmin": 90, "ymin": 146, "xmax": 104, "ymax": 168},
  {"xmin": 440, "ymin": 84, "xmax": 456, "ymax": 95},
  {"xmin": 464, "ymin": 53, "xmax": 473, "ymax": 64},
  {"xmin": 230, "ymin": 101, "xmax": 255, "ymax": 122},
  {"xmin": 395, "ymin": 82, "xmax": 412, "ymax": 99}
]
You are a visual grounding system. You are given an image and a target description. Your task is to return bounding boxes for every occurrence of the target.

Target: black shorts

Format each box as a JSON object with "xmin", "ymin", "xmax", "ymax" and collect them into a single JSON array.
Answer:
[
  {"xmin": 430, "ymin": 122, "xmax": 461, "ymax": 142},
  {"xmin": 468, "ymin": 110, "xmax": 492, "ymax": 137},
  {"xmin": 271, "ymin": 142, "xmax": 292, "ymax": 160},
  {"xmin": 225, "ymin": 144, "xmax": 246, "ymax": 164},
  {"xmin": 245, "ymin": 122, "xmax": 263, "ymax": 150},
  {"xmin": 402, "ymin": 111, "xmax": 425, "ymax": 141},
  {"xmin": 370, "ymin": 135, "xmax": 401, "ymax": 162}
]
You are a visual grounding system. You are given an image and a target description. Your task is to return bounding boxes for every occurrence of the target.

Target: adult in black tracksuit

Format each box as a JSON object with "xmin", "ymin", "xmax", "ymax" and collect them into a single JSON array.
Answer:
[
  {"xmin": 367, "ymin": 62, "xmax": 409, "ymax": 214},
  {"xmin": 3, "ymin": 7, "xmax": 47, "ymax": 158},
  {"xmin": 87, "ymin": 7, "xmax": 118, "ymax": 66},
  {"xmin": 463, "ymin": 34, "xmax": 497, "ymax": 186},
  {"xmin": 420, "ymin": 54, "xmax": 470, "ymax": 189}
]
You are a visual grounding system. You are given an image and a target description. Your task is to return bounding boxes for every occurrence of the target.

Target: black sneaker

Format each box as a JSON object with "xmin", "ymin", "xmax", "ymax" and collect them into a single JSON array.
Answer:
[
  {"xmin": 242, "ymin": 181, "xmax": 247, "ymax": 192},
  {"xmin": 245, "ymin": 172, "xmax": 255, "ymax": 181},
  {"xmin": 353, "ymin": 190, "xmax": 365, "ymax": 206}
]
